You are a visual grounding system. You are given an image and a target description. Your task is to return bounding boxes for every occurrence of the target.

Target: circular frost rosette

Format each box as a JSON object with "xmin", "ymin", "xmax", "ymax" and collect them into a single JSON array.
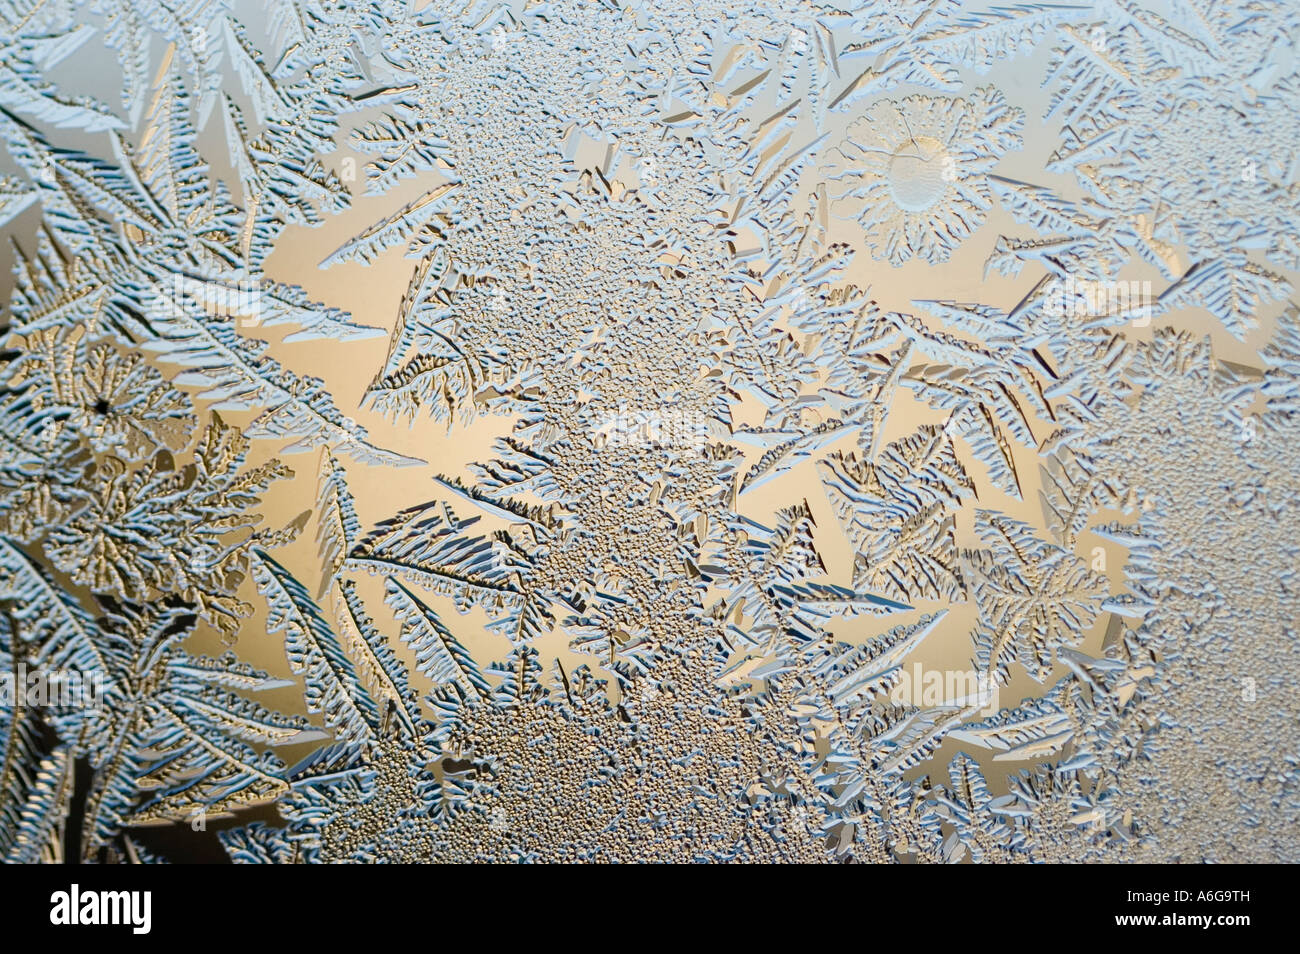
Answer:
[
  {"xmin": 67, "ymin": 344, "xmax": 196, "ymax": 459},
  {"xmin": 823, "ymin": 86, "xmax": 1023, "ymax": 265}
]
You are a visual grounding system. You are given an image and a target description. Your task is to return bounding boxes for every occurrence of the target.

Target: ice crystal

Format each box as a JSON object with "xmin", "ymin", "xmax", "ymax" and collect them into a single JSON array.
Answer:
[{"xmin": 1, "ymin": 0, "xmax": 1297, "ymax": 863}]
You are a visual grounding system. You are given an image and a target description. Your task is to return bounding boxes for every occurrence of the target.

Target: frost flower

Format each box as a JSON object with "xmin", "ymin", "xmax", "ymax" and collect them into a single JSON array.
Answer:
[{"xmin": 823, "ymin": 86, "xmax": 1023, "ymax": 265}]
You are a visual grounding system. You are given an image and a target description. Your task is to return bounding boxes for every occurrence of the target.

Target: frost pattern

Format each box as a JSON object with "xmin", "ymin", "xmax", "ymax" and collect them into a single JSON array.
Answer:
[{"xmin": 1, "ymin": 0, "xmax": 1297, "ymax": 863}]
